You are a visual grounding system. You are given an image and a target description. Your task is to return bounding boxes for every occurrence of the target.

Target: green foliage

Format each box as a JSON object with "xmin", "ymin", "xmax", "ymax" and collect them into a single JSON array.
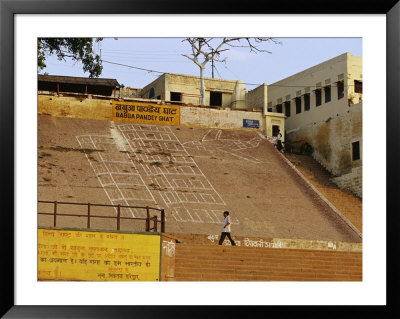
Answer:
[{"xmin": 38, "ymin": 38, "xmax": 103, "ymax": 78}]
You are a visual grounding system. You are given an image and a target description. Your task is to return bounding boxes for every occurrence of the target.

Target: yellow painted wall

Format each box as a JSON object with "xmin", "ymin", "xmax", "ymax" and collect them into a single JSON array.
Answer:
[
  {"xmin": 142, "ymin": 73, "xmax": 238, "ymax": 107},
  {"xmin": 38, "ymin": 95, "xmax": 113, "ymax": 121},
  {"xmin": 112, "ymin": 101, "xmax": 180, "ymax": 126},
  {"xmin": 264, "ymin": 113, "xmax": 286, "ymax": 141},
  {"xmin": 38, "ymin": 228, "xmax": 161, "ymax": 281},
  {"xmin": 38, "ymin": 93, "xmax": 263, "ymax": 131},
  {"xmin": 181, "ymin": 105, "xmax": 264, "ymax": 131},
  {"xmin": 347, "ymin": 55, "xmax": 363, "ymax": 105}
]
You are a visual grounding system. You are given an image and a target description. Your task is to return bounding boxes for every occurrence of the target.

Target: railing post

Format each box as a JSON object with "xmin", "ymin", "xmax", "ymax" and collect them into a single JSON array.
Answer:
[
  {"xmin": 117, "ymin": 204, "xmax": 121, "ymax": 230},
  {"xmin": 53, "ymin": 201, "xmax": 57, "ymax": 227},
  {"xmin": 153, "ymin": 216, "xmax": 157, "ymax": 232},
  {"xmin": 87, "ymin": 203, "xmax": 91, "ymax": 229},
  {"xmin": 161, "ymin": 209, "xmax": 165, "ymax": 233},
  {"xmin": 146, "ymin": 207, "xmax": 150, "ymax": 232}
]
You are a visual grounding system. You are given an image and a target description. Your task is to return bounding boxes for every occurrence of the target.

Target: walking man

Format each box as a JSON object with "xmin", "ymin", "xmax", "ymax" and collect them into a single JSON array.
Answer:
[{"xmin": 218, "ymin": 211, "xmax": 236, "ymax": 246}]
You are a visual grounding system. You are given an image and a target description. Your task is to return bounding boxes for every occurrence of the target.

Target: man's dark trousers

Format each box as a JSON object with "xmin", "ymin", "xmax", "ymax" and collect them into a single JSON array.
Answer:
[{"xmin": 218, "ymin": 232, "xmax": 236, "ymax": 245}]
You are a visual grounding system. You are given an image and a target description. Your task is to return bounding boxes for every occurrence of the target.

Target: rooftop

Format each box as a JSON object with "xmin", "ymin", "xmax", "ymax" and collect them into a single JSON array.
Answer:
[{"xmin": 38, "ymin": 74, "xmax": 120, "ymax": 87}]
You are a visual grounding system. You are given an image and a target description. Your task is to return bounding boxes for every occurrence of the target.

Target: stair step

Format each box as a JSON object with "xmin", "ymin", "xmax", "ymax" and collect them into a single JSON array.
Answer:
[
  {"xmin": 172, "ymin": 239, "xmax": 362, "ymax": 281},
  {"xmin": 175, "ymin": 262, "xmax": 361, "ymax": 274},
  {"xmin": 174, "ymin": 270, "xmax": 362, "ymax": 281}
]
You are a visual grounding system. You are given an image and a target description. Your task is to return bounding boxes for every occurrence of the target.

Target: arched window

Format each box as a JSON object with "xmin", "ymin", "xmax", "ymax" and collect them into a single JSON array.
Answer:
[{"xmin": 149, "ymin": 87, "xmax": 155, "ymax": 99}]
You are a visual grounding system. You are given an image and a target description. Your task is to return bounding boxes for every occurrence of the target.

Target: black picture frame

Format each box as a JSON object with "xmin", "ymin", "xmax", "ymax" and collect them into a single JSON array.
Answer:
[{"xmin": 1, "ymin": 0, "xmax": 399, "ymax": 317}]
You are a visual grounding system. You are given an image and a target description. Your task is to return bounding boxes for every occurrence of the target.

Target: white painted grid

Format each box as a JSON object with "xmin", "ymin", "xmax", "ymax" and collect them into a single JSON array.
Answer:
[
  {"xmin": 116, "ymin": 123, "xmax": 232, "ymax": 224},
  {"xmin": 75, "ymin": 125, "xmax": 256, "ymax": 226},
  {"xmin": 75, "ymin": 134, "xmax": 157, "ymax": 218}
]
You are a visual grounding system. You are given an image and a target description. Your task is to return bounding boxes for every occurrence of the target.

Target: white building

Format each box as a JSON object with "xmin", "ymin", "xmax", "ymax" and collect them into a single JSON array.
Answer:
[{"xmin": 266, "ymin": 53, "xmax": 362, "ymax": 197}]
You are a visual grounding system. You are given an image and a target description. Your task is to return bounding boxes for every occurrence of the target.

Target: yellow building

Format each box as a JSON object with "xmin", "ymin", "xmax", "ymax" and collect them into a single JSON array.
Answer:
[
  {"xmin": 140, "ymin": 72, "xmax": 277, "ymax": 135},
  {"xmin": 141, "ymin": 73, "xmax": 237, "ymax": 107},
  {"xmin": 140, "ymin": 73, "xmax": 269, "ymax": 111}
]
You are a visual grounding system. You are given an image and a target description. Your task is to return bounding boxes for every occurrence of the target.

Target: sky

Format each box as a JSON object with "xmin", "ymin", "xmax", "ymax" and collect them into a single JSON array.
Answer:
[{"xmin": 39, "ymin": 37, "xmax": 362, "ymax": 90}]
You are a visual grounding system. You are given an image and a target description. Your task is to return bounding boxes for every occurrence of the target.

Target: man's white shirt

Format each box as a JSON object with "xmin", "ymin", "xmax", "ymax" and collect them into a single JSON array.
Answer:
[{"xmin": 222, "ymin": 216, "xmax": 231, "ymax": 232}]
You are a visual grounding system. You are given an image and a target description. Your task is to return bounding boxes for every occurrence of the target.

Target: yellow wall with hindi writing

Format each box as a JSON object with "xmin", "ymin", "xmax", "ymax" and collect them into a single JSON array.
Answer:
[
  {"xmin": 38, "ymin": 228, "xmax": 161, "ymax": 281},
  {"xmin": 112, "ymin": 101, "xmax": 180, "ymax": 126}
]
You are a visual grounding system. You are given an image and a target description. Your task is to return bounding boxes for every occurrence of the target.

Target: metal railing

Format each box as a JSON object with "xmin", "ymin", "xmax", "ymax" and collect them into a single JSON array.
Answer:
[{"xmin": 38, "ymin": 201, "xmax": 165, "ymax": 233}]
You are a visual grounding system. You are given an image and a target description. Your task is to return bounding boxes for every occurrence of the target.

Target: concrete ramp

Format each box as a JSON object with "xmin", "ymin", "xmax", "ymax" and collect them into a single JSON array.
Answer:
[{"xmin": 38, "ymin": 115, "xmax": 361, "ymax": 243}]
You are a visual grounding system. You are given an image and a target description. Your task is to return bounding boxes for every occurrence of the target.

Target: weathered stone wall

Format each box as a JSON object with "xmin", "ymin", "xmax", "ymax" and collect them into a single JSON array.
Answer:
[
  {"xmin": 332, "ymin": 166, "xmax": 362, "ymax": 198},
  {"xmin": 245, "ymin": 83, "xmax": 268, "ymax": 110},
  {"xmin": 140, "ymin": 74, "xmax": 166, "ymax": 100},
  {"xmin": 180, "ymin": 105, "xmax": 264, "ymax": 131},
  {"xmin": 286, "ymin": 102, "xmax": 362, "ymax": 197},
  {"xmin": 119, "ymin": 87, "xmax": 142, "ymax": 99},
  {"xmin": 38, "ymin": 94, "xmax": 113, "ymax": 121}
]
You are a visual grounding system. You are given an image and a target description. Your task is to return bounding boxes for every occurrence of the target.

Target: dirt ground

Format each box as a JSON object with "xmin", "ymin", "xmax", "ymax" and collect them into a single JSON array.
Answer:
[{"xmin": 37, "ymin": 115, "xmax": 361, "ymax": 243}]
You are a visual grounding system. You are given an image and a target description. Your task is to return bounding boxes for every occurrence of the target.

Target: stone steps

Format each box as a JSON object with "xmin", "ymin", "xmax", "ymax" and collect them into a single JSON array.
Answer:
[
  {"xmin": 172, "ymin": 243, "xmax": 362, "ymax": 281},
  {"xmin": 283, "ymin": 153, "xmax": 362, "ymax": 233},
  {"xmin": 175, "ymin": 272, "xmax": 362, "ymax": 282}
]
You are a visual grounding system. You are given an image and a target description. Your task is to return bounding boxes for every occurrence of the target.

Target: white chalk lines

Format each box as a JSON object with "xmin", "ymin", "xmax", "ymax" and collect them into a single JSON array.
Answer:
[
  {"xmin": 76, "ymin": 124, "xmax": 263, "ymax": 225},
  {"xmin": 183, "ymin": 129, "xmax": 262, "ymax": 164},
  {"xmin": 75, "ymin": 134, "xmax": 156, "ymax": 218}
]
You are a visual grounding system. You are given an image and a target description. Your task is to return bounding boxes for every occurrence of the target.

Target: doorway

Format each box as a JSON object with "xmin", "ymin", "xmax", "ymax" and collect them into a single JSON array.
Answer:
[{"xmin": 272, "ymin": 125, "xmax": 280, "ymax": 137}]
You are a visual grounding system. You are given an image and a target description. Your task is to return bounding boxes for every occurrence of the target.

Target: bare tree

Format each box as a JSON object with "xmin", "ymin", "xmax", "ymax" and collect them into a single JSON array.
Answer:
[{"xmin": 182, "ymin": 37, "xmax": 280, "ymax": 105}]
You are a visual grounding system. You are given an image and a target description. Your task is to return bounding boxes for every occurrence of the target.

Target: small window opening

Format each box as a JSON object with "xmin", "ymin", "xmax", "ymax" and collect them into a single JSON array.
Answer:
[
  {"xmin": 276, "ymin": 104, "xmax": 282, "ymax": 113},
  {"xmin": 354, "ymin": 80, "xmax": 362, "ymax": 93},
  {"xmin": 170, "ymin": 92, "xmax": 181, "ymax": 102},
  {"xmin": 324, "ymin": 86, "xmax": 331, "ymax": 103},
  {"xmin": 337, "ymin": 81, "xmax": 344, "ymax": 99},
  {"xmin": 284, "ymin": 101, "xmax": 291, "ymax": 117},
  {"xmin": 149, "ymin": 87, "xmax": 155, "ymax": 99},
  {"xmin": 315, "ymin": 89, "xmax": 322, "ymax": 106},
  {"xmin": 295, "ymin": 97, "xmax": 301, "ymax": 114},
  {"xmin": 210, "ymin": 91, "xmax": 222, "ymax": 106},
  {"xmin": 352, "ymin": 141, "xmax": 360, "ymax": 161},
  {"xmin": 304, "ymin": 94, "xmax": 310, "ymax": 111}
]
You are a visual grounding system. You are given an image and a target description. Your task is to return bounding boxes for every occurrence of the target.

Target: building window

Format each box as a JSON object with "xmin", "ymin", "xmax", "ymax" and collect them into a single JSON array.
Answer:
[
  {"xmin": 295, "ymin": 97, "xmax": 301, "ymax": 114},
  {"xmin": 276, "ymin": 104, "xmax": 282, "ymax": 113},
  {"xmin": 354, "ymin": 80, "xmax": 363, "ymax": 93},
  {"xmin": 285, "ymin": 101, "xmax": 291, "ymax": 117},
  {"xmin": 210, "ymin": 91, "xmax": 222, "ymax": 106},
  {"xmin": 149, "ymin": 87, "xmax": 155, "ymax": 99},
  {"xmin": 304, "ymin": 94, "xmax": 310, "ymax": 111},
  {"xmin": 315, "ymin": 89, "xmax": 322, "ymax": 106},
  {"xmin": 170, "ymin": 92, "xmax": 181, "ymax": 101},
  {"xmin": 352, "ymin": 141, "xmax": 360, "ymax": 161},
  {"xmin": 337, "ymin": 81, "xmax": 344, "ymax": 99},
  {"xmin": 324, "ymin": 86, "xmax": 331, "ymax": 103}
]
